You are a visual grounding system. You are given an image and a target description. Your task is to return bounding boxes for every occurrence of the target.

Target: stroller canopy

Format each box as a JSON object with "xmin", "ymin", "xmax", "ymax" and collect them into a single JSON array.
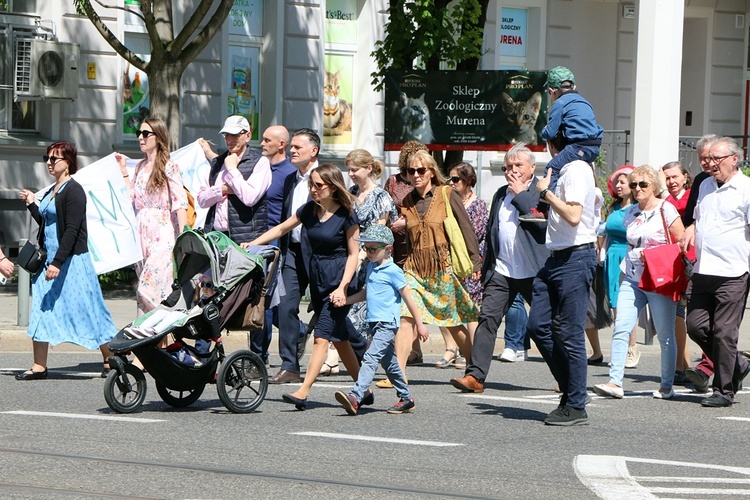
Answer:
[{"xmin": 172, "ymin": 230, "xmax": 263, "ymax": 289}]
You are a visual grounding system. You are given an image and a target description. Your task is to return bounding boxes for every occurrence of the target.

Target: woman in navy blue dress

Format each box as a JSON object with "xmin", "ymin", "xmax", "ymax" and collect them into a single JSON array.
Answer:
[{"xmin": 247, "ymin": 164, "xmax": 361, "ymax": 409}]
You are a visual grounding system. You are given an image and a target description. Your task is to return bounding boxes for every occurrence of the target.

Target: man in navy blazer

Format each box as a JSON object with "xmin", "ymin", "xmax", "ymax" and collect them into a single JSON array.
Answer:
[{"xmin": 451, "ymin": 143, "xmax": 549, "ymax": 393}]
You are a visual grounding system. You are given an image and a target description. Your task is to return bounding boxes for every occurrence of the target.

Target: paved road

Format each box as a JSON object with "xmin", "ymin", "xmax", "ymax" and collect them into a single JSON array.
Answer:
[{"xmin": 2, "ymin": 288, "xmax": 750, "ymax": 498}]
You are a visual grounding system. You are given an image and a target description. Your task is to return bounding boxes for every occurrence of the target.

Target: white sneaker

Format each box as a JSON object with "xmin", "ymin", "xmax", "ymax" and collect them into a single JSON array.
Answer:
[
  {"xmin": 499, "ymin": 348, "xmax": 525, "ymax": 363},
  {"xmin": 625, "ymin": 345, "xmax": 641, "ymax": 369}
]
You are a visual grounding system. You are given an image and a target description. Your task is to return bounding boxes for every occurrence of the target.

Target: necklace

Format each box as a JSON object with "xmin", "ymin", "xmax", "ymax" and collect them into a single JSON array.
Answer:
[{"xmin": 462, "ymin": 191, "xmax": 474, "ymax": 206}]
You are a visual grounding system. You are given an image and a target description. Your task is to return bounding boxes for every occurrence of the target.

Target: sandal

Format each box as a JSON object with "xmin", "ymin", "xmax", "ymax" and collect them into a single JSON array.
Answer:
[
  {"xmin": 436, "ymin": 348, "xmax": 459, "ymax": 368},
  {"xmin": 319, "ymin": 362, "xmax": 340, "ymax": 376},
  {"xmin": 406, "ymin": 350, "xmax": 423, "ymax": 366}
]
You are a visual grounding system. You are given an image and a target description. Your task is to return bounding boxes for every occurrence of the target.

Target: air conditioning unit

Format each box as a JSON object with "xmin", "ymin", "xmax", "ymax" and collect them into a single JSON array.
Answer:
[{"xmin": 14, "ymin": 39, "xmax": 79, "ymax": 101}]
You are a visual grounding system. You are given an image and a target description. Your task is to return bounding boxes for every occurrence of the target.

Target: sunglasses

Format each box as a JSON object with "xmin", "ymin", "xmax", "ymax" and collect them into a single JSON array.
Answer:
[
  {"xmin": 201, "ymin": 280, "xmax": 214, "ymax": 289},
  {"xmin": 628, "ymin": 181, "xmax": 651, "ymax": 189},
  {"xmin": 364, "ymin": 245, "xmax": 386, "ymax": 254},
  {"xmin": 43, "ymin": 155, "xmax": 63, "ymax": 164},
  {"xmin": 310, "ymin": 181, "xmax": 329, "ymax": 190},
  {"xmin": 449, "ymin": 176, "xmax": 461, "ymax": 184},
  {"xmin": 407, "ymin": 167, "xmax": 428, "ymax": 176},
  {"xmin": 136, "ymin": 129, "xmax": 155, "ymax": 139}
]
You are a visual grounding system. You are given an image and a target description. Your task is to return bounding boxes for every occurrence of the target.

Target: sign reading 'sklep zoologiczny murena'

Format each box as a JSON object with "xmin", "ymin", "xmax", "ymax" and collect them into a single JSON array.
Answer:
[{"xmin": 384, "ymin": 70, "xmax": 548, "ymax": 151}]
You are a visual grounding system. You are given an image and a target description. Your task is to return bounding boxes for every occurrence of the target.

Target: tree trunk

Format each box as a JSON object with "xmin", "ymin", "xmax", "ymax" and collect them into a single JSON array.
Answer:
[{"xmin": 147, "ymin": 61, "xmax": 183, "ymax": 150}]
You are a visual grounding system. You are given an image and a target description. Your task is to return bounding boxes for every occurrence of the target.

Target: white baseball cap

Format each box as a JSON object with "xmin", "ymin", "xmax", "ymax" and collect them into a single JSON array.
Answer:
[{"xmin": 219, "ymin": 115, "xmax": 250, "ymax": 135}]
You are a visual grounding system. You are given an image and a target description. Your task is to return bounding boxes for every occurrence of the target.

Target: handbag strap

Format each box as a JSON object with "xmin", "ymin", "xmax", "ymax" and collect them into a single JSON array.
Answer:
[
  {"xmin": 659, "ymin": 202, "xmax": 672, "ymax": 245},
  {"xmin": 441, "ymin": 185, "xmax": 452, "ymax": 219}
]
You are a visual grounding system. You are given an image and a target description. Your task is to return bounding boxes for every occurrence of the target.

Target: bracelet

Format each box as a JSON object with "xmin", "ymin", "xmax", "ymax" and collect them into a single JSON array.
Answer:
[
  {"xmin": 123, "ymin": 174, "xmax": 129, "ymax": 178},
  {"xmin": 0, "ymin": 257, "xmax": 6, "ymax": 263},
  {"xmin": 539, "ymin": 188, "xmax": 550, "ymax": 200}
]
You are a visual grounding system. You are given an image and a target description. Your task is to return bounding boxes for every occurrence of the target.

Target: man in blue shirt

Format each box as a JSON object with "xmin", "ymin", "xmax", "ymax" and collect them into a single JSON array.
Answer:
[{"xmin": 248, "ymin": 125, "xmax": 299, "ymax": 365}]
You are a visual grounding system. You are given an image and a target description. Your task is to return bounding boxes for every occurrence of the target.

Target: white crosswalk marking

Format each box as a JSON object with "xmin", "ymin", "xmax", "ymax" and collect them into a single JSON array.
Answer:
[
  {"xmin": 0, "ymin": 411, "xmax": 165, "ymax": 423},
  {"xmin": 292, "ymin": 431, "xmax": 463, "ymax": 447}
]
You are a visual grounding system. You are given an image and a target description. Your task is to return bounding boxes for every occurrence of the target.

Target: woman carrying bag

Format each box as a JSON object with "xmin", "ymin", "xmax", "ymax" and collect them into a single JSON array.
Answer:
[
  {"xmin": 17, "ymin": 141, "xmax": 116, "ymax": 380},
  {"xmin": 594, "ymin": 166, "xmax": 685, "ymax": 400}
]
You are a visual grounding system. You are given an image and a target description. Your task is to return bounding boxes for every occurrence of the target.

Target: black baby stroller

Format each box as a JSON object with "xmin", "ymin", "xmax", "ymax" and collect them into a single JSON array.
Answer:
[{"xmin": 103, "ymin": 229, "xmax": 277, "ymax": 414}]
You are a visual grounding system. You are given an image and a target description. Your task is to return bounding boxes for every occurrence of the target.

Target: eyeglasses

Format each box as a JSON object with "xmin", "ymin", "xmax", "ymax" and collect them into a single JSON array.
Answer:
[
  {"xmin": 201, "ymin": 281, "xmax": 214, "ymax": 289},
  {"xmin": 705, "ymin": 154, "xmax": 733, "ymax": 164},
  {"xmin": 136, "ymin": 129, "xmax": 155, "ymax": 139},
  {"xmin": 310, "ymin": 181, "xmax": 329, "ymax": 190},
  {"xmin": 449, "ymin": 176, "xmax": 461, "ymax": 184},
  {"xmin": 222, "ymin": 131, "xmax": 246, "ymax": 138},
  {"xmin": 364, "ymin": 245, "xmax": 386, "ymax": 254},
  {"xmin": 43, "ymin": 155, "xmax": 63, "ymax": 164},
  {"xmin": 407, "ymin": 167, "xmax": 428, "ymax": 176},
  {"xmin": 628, "ymin": 181, "xmax": 651, "ymax": 189}
]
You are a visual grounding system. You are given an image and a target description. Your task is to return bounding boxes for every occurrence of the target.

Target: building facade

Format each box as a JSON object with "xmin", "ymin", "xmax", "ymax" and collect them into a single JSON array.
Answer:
[{"xmin": 0, "ymin": 0, "xmax": 748, "ymax": 247}]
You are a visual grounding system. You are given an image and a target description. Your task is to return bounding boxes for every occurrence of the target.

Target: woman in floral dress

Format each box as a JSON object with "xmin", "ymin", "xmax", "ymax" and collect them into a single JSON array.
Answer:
[
  {"xmin": 433, "ymin": 162, "xmax": 488, "ymax": 368},
  {"xmin": 118, "ymin": 117, "xmax": 188, "ymax": 315}
]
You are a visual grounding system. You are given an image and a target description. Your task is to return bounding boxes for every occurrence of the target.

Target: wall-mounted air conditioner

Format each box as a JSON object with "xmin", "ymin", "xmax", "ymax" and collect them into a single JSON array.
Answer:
[{"xmin": 14, "ymin": 39, "xmax": 79, "ymax": 101}]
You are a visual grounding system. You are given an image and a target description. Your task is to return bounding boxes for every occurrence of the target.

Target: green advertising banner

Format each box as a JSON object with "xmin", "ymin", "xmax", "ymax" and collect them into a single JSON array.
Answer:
[{"xmin": 384, "ymin": 70, "xmax": 548, "ymax": 151}]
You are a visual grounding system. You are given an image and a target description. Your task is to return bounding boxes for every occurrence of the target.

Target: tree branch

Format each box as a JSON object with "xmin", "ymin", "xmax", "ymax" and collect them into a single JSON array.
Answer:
[
  {"xmin": 92, "ymin": 0, "xmax": 145, "ymax": 22},
  {"xmin": 77, "ymin": 1, "xmax": 147, "ymax": 71},
  {"xmin": 178, "ymin": 0, "xmax": 234, "ymax": 66},
  {"xmin": 170, "ymin": 0, "xmax": 213, "ymax": 54}
]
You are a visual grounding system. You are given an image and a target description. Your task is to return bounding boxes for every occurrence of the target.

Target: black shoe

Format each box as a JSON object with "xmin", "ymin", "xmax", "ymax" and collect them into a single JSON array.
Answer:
[
  {"xmin": 673, "ymin": 370, "xmax": 688, "ymax": 385},
  {"xmin": 15, "ymin": 368, "xmax": 48, "ymax": 381},
  {"xmin": 732, "ymin": 362, "xmax": 750, "ymax": 394},
  {"xmin": 386, "ymin": 398, "xmax": 415, "ymax": 414},
  {"xmin": 684, "ymin": 368, "xmax": 710, "ymax": 393},
  {"xmin": 281, "ymin": 393, "xmax": 308, "ymax": 410},
  {"xmin": 360, "ymin": 390, "xmax": 375, "ymax": 406},
  {"xmin": 587, "ymin": 355, "xmax": 604, "ymax": 366},
  {"xmin": 544, "ymin": 405, "xmax": 589, "ymax": 426},
  {"xmin": 701, "ymin": 393, "xmax": 732, "ymax": 407},
  {"xmin": 100, "ymin": 367, "xmax": 112, "ymax": 379}
]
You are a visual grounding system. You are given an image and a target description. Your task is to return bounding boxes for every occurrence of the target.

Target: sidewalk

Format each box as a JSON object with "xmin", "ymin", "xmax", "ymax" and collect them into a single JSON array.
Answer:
[{"xmin": 2, "ymin": 287, "xmax": 747, "ymax": 359}]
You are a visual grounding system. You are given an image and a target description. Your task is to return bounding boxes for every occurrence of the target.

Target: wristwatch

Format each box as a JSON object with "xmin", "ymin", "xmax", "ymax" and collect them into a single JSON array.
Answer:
[{"xmin": 539, "ymin": 188, "xmax": 550, "ymax": 200}]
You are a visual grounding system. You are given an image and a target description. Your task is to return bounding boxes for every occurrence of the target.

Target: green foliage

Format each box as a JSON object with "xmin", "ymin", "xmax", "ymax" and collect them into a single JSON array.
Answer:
[
  {"xmin": 742, "ymin": 165, "xmax": 750, "ymax": 178},
  {"xmin": 371, "ymin": 0, "xmax": 485, "ymax": 91},
  {"xmin": 98, "ymin": 267, "xmax": 137, "ymax": 291},
  {"xmin": 593, "ymin": 149, "xmax": 613, "ymax": 208}
]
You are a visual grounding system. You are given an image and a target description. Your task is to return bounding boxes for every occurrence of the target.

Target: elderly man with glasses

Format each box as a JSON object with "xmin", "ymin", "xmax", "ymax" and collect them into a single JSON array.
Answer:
[
  {"xmin": 680, "ymin": 136, "xmax": 750, "ymax": 407},
  {"xmin": 450, "ymin": 142, "xmax": 549, "ymax": 394}
]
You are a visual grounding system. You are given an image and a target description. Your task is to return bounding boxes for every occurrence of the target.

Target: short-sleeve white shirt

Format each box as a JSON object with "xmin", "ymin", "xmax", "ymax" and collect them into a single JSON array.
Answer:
[
  {"xmin": 621, "ymin": 199, "xmax": 680, "ymax": 282},
  {"xmin": 694, "ymin": 171, "xmax": 750, "ymax": 277},
  {"xmin": 546, "ymin": 160, "xmax": 597, "ymax": 250}
]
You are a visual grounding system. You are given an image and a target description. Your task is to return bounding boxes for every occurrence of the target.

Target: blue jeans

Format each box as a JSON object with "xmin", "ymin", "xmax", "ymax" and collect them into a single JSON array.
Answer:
[
  {"xmin": 504, "ymin": 293, "xmax": 529, "ymax": 352},
  {"xmin": 545, "ymin": 144, "xmax": 600, "ymax": 193},
  {"xmin": 609, "ymin": 279, "xmax": 677, "ymax": 390},
  {"xmin": 351, "ymin": 320, "xmax": 411, "ymax": 402},
  {"xmin": 527, "ymin": 247, "xmax": 596, "ymax": 409}
]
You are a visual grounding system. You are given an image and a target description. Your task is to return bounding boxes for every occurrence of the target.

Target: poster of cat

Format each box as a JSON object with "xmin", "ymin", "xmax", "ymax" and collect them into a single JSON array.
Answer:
[
  {"xmin": 384, "ymin": 70, "xmax": 548, "ymax": 151},
  {"xmin": 323, "ymin": 54, "xmax": 354, "ymax": 145}
]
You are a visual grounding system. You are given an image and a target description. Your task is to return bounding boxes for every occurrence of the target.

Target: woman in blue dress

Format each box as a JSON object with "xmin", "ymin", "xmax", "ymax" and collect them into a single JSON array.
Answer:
[
  {"xmin": 17, "ymin": 141, "xmax": 117, "ymax": 380},
  {"xmin": 246, "ymin": 164, "xmax": 362, "ymax": 409},
  {"xmin": 603, "ymin": 164, "xmax": 640, "ymax": 367}
]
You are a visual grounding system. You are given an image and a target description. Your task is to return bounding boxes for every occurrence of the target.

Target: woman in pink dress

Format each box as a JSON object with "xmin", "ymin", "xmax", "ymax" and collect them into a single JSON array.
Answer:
[{"xmin": 118, "ymin": 117, "xmax": 188, "ymax": 315}]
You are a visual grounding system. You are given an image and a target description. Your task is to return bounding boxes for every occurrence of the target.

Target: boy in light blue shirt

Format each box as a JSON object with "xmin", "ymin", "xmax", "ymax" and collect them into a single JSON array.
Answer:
[{"xmin": 335, "ymin": 225, "xmax": 428, "ymax": 415}]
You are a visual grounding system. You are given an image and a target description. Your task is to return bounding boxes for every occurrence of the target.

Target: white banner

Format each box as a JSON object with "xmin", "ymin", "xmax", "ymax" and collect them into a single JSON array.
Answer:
[{"xmin": 36, "ymin": 141, "xmax": 212, "ymax": 275}]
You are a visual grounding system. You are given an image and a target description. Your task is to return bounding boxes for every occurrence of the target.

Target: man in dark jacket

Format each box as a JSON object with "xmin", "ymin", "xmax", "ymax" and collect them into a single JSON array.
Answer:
[
  {"xmin": 196, "ymin": 115, "xmax": 271, "ymax": 244},
  {"xmin": 451, "ymin": 143, "xmax": 549, "ymax": 394}
]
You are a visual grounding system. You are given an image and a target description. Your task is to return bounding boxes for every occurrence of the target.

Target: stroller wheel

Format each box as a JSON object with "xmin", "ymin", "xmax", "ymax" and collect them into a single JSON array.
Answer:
[
  {"xmin": 156, "ymin": 382, "xmax": 205, "ymax": 408},
  {"xmin": 103, "ymin": 363, "xmax": 147, "ymax": 413},
  {"xmin": 217, "ymin": 350, "xmax": 268, "ymax": 413}
]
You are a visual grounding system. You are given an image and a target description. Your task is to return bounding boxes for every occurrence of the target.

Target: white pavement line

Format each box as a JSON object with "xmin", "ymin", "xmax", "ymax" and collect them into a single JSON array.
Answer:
[
  {"xmin": 634, "ymin": 476, "xmax": 750, "ymax": 484},
  {"xmin": 647, "ymin": 486, "xmax": 750, "ymax": 495},
  {"xmin": 575, "ymin": 455, "xmax": 750, "ymax": 500},
  {"xmin": 461, "ymin": 394, "xmax": 568, "ymax": 406},
  {"xmin": 0, "ymin": 369, "xmax": 101, "ymax": 378},
  {"xmin": 0, "ymin": 411, "xmax": 166, "ymax": 423},
  {"xmin": 719, "ymin": 417, "xmax": 750, "ymax": 422},
  {"xmin": 291, "ymin": 431, "xmax": 463, "ymax": 447}
]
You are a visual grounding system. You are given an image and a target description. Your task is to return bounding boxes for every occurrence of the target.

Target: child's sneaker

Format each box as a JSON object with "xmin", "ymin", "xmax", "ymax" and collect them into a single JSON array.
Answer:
[
  {"xmin": 386, "ymin": 398, "xmax": 415, "ymax": 414},
  {"xmin": 335, "ymin": 390, "xmax": 359, "ymax": 415},
  {"xmin": 518, "ymin": 207, "xmax": 547, "ymax": 222}
]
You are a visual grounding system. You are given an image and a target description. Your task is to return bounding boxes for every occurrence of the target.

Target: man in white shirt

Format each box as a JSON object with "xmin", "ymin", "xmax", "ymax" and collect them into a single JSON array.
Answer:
[
  {"xmin": 680, "ymin": 136, "xmax": 750, "ymax": 407},
  {"xmin": 196, "ymin": 115, "xmax": 272, "ymax": 244},
  {"xmin": 526, "ymin": 138, "xmax": 597, "ymax": 426},
  {"xmin": 269, "ymin": 128, "xmax": 320, "ymax": 384},
  {"xmin": 450, "ymin": 143, "xmax": 549, "ymax": 393}
]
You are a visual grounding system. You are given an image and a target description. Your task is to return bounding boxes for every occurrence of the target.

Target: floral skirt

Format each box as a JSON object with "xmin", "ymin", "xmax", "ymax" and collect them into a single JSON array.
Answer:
[{"xmin": 401, "ymin": 268, "xmax": 479, "ymax": 326}]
